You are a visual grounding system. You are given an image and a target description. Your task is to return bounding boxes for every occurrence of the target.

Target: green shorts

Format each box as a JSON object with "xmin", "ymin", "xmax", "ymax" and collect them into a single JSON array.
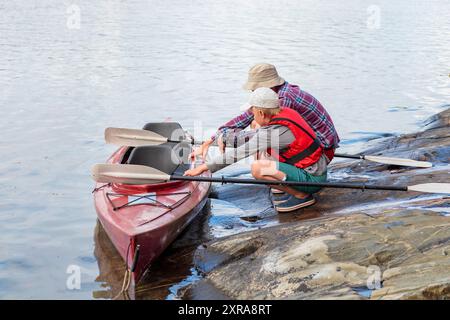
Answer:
[{"xmin": 277, "ymin": 162, "xmax": 327, "ymax": 194}]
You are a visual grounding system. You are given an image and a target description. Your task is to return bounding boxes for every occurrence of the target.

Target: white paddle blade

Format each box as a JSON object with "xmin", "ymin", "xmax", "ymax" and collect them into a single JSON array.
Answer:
[
  {"xmin": 105, "ymin": 127, "xmax": 168, "ymax": 147},
  {"xmin": 91, "ymin": 164, "xmax": 170, "ymax": 185},
  {"xmin": 364, "ymin": 155, "xmax": 432, "ymax": 168},
  {"xmin": 408, "ymin": 183, "xmax": 450, "ymax": 194}
]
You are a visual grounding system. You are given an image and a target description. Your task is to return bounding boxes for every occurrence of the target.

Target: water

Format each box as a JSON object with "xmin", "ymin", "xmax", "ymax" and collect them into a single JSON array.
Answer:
[{"xmin": 0, "ymin": 0, "xmax": 449, "ymax": 299}]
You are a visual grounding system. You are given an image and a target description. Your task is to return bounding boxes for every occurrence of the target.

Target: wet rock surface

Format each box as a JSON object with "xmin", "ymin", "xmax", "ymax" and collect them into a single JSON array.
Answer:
[{"xmin": 187, "ymin": 108, "xmax": 450, "ymax": 300}]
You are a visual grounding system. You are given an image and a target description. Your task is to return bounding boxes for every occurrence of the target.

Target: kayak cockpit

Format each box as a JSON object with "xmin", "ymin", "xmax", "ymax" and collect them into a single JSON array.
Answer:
[
  {"xmin": 127, "ymin": 143, "xmax": 190, "ymax": 176},
  {"xmin": 110, "ymin": 122, "xmax": 195, "ymax": 193}
]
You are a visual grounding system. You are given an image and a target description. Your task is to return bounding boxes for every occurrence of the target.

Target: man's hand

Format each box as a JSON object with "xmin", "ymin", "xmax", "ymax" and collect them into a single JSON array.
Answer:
[
  {"xmin": 190, "ymin": 139, "xmax": 213, "ymax": 160},
  {"xmin": 184, "ymin": 164, "xmax": 209, "ymax": 176}
]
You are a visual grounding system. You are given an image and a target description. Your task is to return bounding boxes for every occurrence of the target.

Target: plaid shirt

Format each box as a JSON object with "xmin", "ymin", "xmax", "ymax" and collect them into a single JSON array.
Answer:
[{"xmin": 211, "ymin": 82, "xmax": 340, "ymax": 149}]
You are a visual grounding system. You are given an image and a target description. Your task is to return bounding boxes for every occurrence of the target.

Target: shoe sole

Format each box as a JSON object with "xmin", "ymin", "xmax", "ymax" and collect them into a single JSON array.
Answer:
[
  {"xmin": 271, "ymin": 188, "xmax": 285, "ymax": 194},
  {"xmin": 276, "ymin": 198, "xmax": 316, "ymax": 213},
  {"xmin": 272, "ymin": 198, "xmax": 290, "ymax": 205}
]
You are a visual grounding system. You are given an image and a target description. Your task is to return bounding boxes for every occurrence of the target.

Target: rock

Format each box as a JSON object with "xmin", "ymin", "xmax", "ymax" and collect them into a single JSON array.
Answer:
[
  {"xmin": 186, "ymin": 108, "xmax": 450, "ymax": 300},
  {"xmin": 190, "ymin": 210, "xmax": 450, "ymax": 300}
]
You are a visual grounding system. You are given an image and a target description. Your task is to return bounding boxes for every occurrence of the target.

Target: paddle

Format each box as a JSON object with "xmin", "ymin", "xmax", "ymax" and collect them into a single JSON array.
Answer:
[
  {"xmin": 333, "ymin": 153, "xmax": 432, "ymax": 168},
  {"xmin": 104, "ymin": 127, "xmax": 433, "ymax": 168},
  {"xmin": 91, "ymin": 164, "xmax": 450, "ymax": 194}
]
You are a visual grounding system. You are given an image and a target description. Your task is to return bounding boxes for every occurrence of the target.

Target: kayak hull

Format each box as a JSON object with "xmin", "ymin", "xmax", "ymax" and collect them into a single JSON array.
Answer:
[{"xmin": 93, "ymin": 146, "xmax": 211, "ymax": 284}]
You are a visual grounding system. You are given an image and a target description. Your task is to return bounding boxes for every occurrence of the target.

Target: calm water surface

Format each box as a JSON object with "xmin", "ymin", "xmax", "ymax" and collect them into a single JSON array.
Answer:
[{"xmin": 0, "ymin": 0, "xmax": 449, "ymax": 298}]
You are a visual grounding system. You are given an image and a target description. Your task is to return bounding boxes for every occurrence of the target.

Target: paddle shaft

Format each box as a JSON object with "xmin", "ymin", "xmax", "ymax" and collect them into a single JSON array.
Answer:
[
  {"xmin": 167, "ymin": 138, "xmax": 198, "ymax": 145},
  {"xmin": 169, "ymin": 175, "xmax": 408, "ymax": 192},
  {"xmin": 122, "ymin": 128, "xmax": 417, "ymax": 164},
  {"xmin": 167, "ymin": 138, "xmax": 370, "ymax": 161},
  {"xmin": 334, "ymin": 153, "xmax": 364, "ymax": 160},
  {"xmin": 105, "ymin": 127, "xmax": 426, "ymax": 166}
]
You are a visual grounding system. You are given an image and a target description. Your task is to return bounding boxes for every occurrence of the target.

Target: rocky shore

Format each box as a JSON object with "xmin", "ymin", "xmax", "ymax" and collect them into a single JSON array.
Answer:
[{"xmin": 186, "ymin": 108, "xmax": 450, "ymax": 300}]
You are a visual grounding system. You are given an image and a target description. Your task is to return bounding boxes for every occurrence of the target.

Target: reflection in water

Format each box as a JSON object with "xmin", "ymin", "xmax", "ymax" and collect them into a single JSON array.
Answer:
[
  {"xmin": 92, "ymin": 222, "xmax": 127, "ymax": 299},
  {"xmin": 93, "ymin": 197, "xmax": 214, "ymax": 299},
  {"xmin": 93, "ymin": 196, "xmax": 242, "ymax": 299},
  {"xmin": 93, "ymin": 207, "xmax": 207, "ymax": 300}
]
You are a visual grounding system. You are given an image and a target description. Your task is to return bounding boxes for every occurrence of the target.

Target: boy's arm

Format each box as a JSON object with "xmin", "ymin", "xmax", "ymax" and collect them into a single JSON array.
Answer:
[
  {"xmin": 185, "ymin": 129, "xmax": 269, "ymax": 176},
  {"xmin": 206, "ymin": 126, "xmax": 291, "ymax": 173}
]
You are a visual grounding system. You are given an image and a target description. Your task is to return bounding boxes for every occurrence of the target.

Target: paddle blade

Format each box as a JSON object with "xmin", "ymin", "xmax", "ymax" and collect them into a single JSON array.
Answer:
[
  {"xmin": 105, "ymin": 127, "xmax": 168, "ymax": 147},
  {"xmin": 364, "ymin": 155, "xmax": 432, "ymax": 168},
  {"xmin": 408, "ymin": 183, "xmax": 450, "ymax": 194},
  {"xmin": 91, "ymin": 164, "xmax": 170, "ymax": 184}
]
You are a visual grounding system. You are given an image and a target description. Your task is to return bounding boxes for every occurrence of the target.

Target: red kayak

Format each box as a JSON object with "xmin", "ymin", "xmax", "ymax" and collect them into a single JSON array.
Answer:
[{"xmin": 93, "ymin": 123, "xmax": 211, "ymax": 284}]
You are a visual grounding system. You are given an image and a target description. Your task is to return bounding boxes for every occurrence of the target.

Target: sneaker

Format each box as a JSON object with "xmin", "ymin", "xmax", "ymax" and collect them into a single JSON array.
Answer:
[
  {"xmin": 271, "ymin": 188, "xmax": 285, "ymax": 194},
  {"xmin": 275, "ymin": 195, "xmax": 316, "ymax": 213},
  {"xmin": 272, "ymin": 192, "xmax": 291, "ymax": 205}
]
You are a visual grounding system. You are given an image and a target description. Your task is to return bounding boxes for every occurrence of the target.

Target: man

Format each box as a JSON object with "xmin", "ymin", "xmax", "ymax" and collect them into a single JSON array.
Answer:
[
  {"xmin": 194, "ymin": 63, "xmax": 340, "ymax": 164},
  {"xmin": 184, "ymin": 87, "xmax": 328, "ymax": 212}
]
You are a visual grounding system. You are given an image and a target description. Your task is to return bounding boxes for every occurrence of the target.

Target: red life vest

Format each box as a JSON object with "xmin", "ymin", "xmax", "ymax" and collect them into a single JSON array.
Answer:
[{"xmin": 268, "ymin": 108, "xmax": 323, "ymax": 169}]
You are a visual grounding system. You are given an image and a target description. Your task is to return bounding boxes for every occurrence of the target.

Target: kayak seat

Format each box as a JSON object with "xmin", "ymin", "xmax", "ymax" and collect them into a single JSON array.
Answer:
[
  {"xmin": 142, "ymin": 122, "xmax": 186, "ymax": 141},
  {"xmin": 127, "ymin": 142, "xmax": 191, "ymax": 175}
]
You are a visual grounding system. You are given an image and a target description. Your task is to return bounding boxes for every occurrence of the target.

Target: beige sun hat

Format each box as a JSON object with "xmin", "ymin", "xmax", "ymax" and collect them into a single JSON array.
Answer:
[
  {"xmin": 244, "ymin": 87, "xmax": 280, "ymax": 109},
  {"xmin": 243, "ymin": 63, "xmax": 285, "ymax": 91}
]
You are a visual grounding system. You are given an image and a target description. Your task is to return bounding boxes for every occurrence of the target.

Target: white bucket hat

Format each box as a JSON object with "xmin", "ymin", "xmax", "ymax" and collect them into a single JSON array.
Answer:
[{"xmin": 244, "ymin": 87, "xmax": 280, "ymax": 109}]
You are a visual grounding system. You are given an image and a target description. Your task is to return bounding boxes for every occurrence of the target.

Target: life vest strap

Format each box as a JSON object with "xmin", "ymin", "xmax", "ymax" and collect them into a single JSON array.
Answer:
[{"xmin": 283, "ymin": 138, "xmax": 321, "ymax": 166}]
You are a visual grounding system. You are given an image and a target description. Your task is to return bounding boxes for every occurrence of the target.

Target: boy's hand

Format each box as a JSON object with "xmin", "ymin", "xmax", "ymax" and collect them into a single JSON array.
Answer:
[{"xmin": 184, "ymin": 164, "xmax": 208, "ymax": 176}]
